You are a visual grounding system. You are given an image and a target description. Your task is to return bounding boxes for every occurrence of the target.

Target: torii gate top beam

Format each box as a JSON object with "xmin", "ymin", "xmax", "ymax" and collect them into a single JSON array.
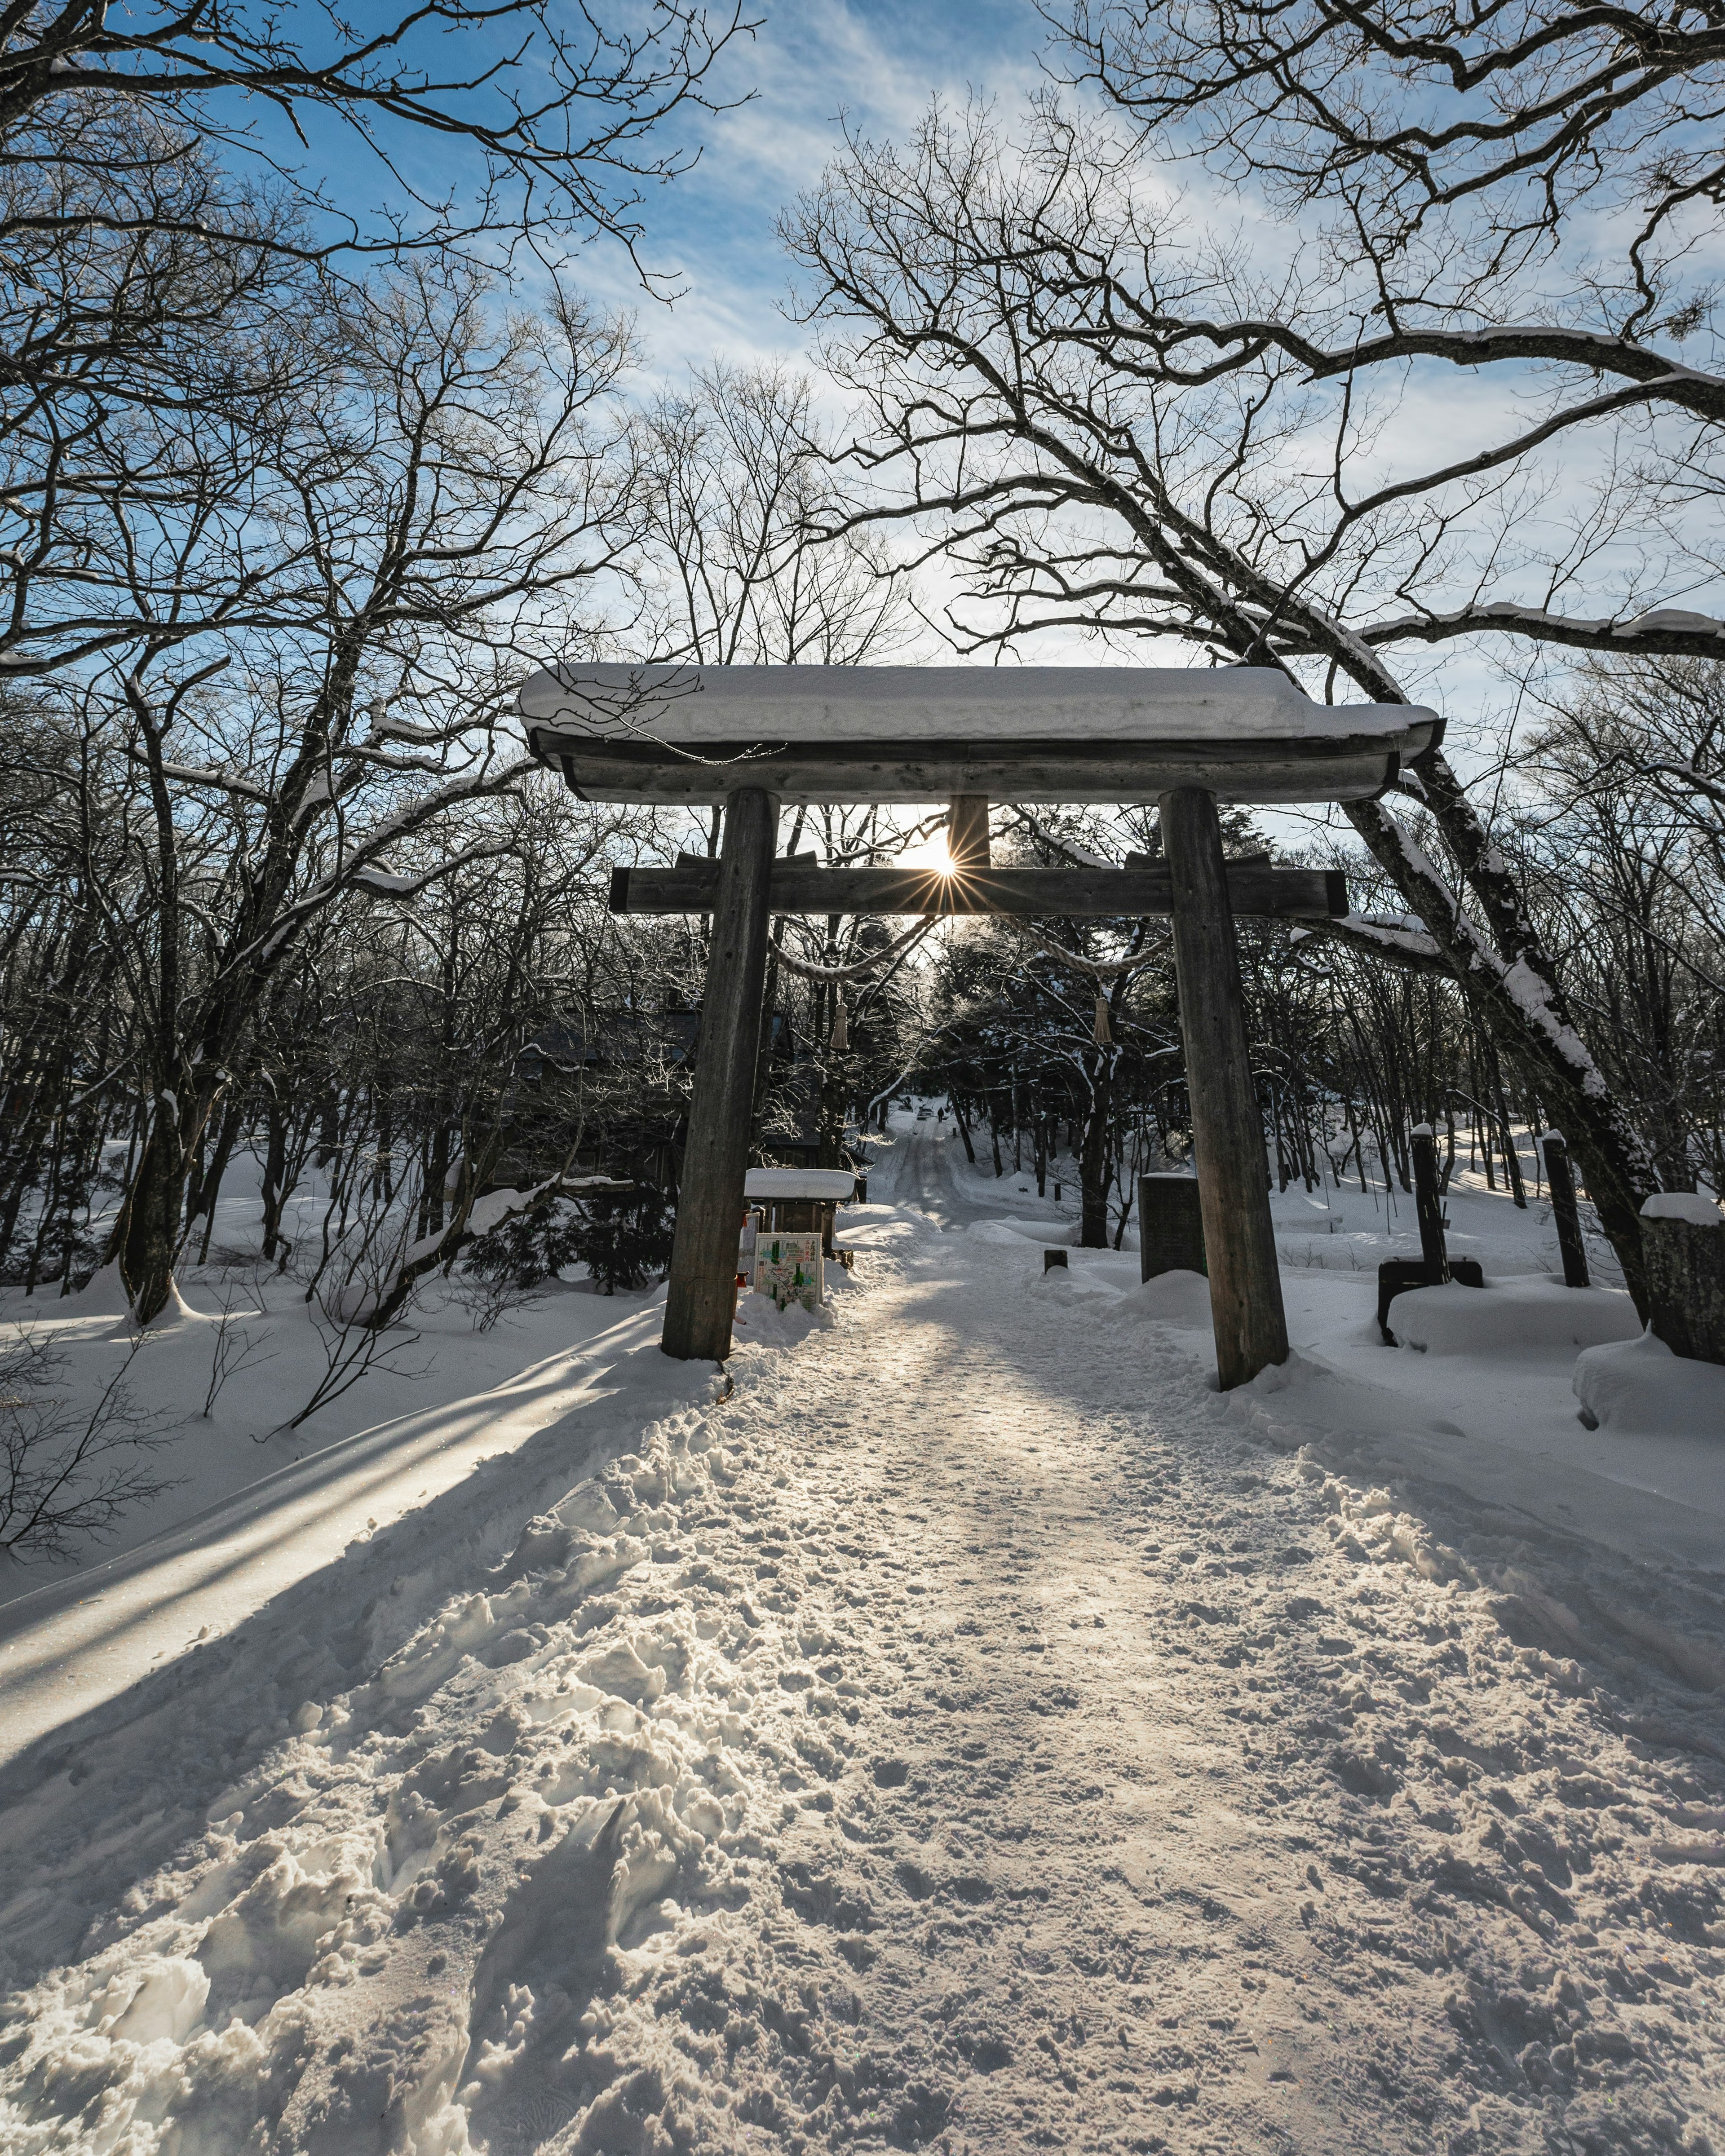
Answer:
[{"xmin": 520, "ymin": 663, "xmax": 1441, "ymax": 807}]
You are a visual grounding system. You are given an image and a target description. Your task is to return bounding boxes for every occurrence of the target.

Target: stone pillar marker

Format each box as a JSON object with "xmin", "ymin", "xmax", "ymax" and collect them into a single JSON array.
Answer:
[
  {"xmin": 1641, "ymin": 1193, "xmax": 1725, "ymax": 1365},
  {"xmin": 1138, "ymin": 1174, "xmax": 1207, "ymax": 1281}
]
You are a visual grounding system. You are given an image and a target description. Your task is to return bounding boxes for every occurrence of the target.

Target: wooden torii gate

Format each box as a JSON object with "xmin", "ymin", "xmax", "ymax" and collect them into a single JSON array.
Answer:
[{"xmin": 521, "ymin": 664, "xmax": 1442, "ymax": 1390}]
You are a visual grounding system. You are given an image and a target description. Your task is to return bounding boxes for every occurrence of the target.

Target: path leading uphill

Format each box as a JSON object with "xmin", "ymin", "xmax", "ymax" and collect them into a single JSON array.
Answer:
[{"xmin": 2, "ymin": 1211, "xmax": 1723, "ymax": 2154}]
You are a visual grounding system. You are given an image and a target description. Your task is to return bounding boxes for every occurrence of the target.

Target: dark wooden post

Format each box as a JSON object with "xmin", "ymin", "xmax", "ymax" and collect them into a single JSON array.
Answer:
[
  {"xmin": 1410, "ymin": 1123, "xmax": 1451, "ymax": 1285},
  {"xmin": 948, "ymin": 795, "xmax": 991, "ymax": 869},
  {"xmin": 1160, "ymin": 786, "xmax": 1289, "ymax": 1388},
  {"xmin": 1539, "ymin": 1130, "xmax": 1591, "ymax": 1287},
  {"xmin": 662, "ymin": 786, "xmax": 778, "ymax": 1361}
]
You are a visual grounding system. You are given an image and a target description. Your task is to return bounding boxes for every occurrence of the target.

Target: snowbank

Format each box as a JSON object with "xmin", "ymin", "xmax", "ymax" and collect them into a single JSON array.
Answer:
[
  {"xmin": 729, "ymin": 1286, "xmax": 839, "ymax": 1345},
  {"xmin": 1102, "ymin": 1267, "xmax": 1212, "ymax": 1328},
  {"xmin": 1386, "ymin": 1274, "xmax": 1641, "ymax": 1356},
  {"xmin": 1575, "ymin": 1330, "xmax": 1725, "ymax": 1437},
  {"xmin": 968, "ymin": 1215, "xmax": 1074, "ymax": 1247}
]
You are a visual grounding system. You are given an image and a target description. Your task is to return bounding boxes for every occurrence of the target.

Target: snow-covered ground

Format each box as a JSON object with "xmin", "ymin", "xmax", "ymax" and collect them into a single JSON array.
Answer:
[
  {"xmin": 905, "ymin": 1112, "xmax": 1725, "ymax": 1575},
  {"xmin": 3, "ymin": 1113, "xmax": 1724, "ymax": 2153}
]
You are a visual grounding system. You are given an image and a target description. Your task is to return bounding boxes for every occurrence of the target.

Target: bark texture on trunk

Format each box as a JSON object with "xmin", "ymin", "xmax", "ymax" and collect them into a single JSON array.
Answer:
[
  {"xmin": 117, "ymin": 1107, "xmax": 184, "ymax": 1324},
  {"xmin": 1643, "ymin": 1213, "xmax": 1725, "ymax": 1365}
]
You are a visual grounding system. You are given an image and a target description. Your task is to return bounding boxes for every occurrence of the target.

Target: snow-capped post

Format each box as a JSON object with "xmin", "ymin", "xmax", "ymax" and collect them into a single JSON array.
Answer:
[
  {"xmin": 1409, "ymin": 1125, "xmax": 1451, "ymax": 1286},
  {"xmin": 1160, "ymin": 786, "xmax": 1289, "ymax": 1389},
  {"xmin": 1639, "ymin": 1193, "xmax": 1725, "ymax": 1365},
  {"xmin": 662, "ymin": 786, "xmax": 779, "ymax": 1362},
  {"xmin": 1138, "ymin": 1173, "xmax": 1206, "ymax": 1282},
  {"xmin": 1539, "ymin": 1132, "xmax": 1590, "ymax": 1288}
]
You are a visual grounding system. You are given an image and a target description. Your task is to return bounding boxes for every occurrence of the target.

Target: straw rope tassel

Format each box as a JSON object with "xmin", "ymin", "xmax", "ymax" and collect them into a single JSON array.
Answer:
[
  {"xmin": 831, "ymin": 998, "xmax": 849, "ymax": 1051},
  {"xmin": 1092, "ymin": 995, "xmax": 1112, "ymax": 1045}
]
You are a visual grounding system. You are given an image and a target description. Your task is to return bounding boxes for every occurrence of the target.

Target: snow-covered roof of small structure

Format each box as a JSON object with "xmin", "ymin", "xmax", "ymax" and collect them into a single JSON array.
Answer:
[
  {"xmin": 520, "ymin": 664, "xmax": 1442, "ymax": 807},
  {"xmin": 744, "ymin": 1169, "xmax": 858, "ymax": 1201}
]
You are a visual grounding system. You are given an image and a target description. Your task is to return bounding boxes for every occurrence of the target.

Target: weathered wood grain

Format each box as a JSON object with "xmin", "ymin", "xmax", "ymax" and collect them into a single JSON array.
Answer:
[
  {"xmin": 610, "ymin": 862, "xmax": 1346, "ymax": 920},
  {"xmin": 661, "ymin": 787, "xmax": 778, "ymax": 1363},
  {"xmin": 1161, "ymin": 786, "xmax": 1291, "ymax": 1390}
]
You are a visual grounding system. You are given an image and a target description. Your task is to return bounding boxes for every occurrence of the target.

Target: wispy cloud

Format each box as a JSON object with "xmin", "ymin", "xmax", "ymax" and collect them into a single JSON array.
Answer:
[{"xmin": 571, "ymin": 0, "xmax": 1052, "ymax": 381}]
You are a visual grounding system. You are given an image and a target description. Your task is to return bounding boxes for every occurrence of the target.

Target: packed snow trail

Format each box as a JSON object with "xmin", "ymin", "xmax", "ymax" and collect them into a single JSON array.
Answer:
[
  {"xmin": 893, "ymin": 1117, "xmax": 1028, "ymax": 1228},
  {"xmin": 3, "ymin": 1212, "xmax": 1725, "ymax": 2154}
]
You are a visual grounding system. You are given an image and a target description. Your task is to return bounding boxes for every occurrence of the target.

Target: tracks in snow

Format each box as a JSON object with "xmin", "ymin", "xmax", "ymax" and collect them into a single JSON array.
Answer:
[{"xmin": 2, "ymin": 1217, "xmax": 1724, "ymax": 2154}]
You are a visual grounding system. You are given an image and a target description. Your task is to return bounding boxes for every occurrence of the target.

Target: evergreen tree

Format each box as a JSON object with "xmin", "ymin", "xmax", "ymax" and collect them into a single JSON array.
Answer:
[{"xmin": 570, "ymin": 1188, "xmax": 675, "ymax": 1294}]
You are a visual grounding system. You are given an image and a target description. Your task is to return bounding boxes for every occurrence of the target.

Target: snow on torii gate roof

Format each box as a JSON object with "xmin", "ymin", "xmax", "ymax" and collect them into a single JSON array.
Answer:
[{"xmin": 519, "ymin": 663, "xmax": 1442, "ymax": 807}]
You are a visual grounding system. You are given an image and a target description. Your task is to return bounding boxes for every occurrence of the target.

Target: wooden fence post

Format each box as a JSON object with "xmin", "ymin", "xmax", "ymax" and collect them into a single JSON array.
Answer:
[
  {"xmin": 1539, "ymin": 1131, "xmax": 1591, "ymax": 1287},
  {"xmin": 662, "ymin": 786, "xmax": 778, "ymax": 1362},
  {"xmin": 1410, "ymin": 1124, "xmax": 1451, "ymax": 1285},
  {"xmin": 1160, "ymin": 786, "xmax": 1289, "ymax": 1389}
]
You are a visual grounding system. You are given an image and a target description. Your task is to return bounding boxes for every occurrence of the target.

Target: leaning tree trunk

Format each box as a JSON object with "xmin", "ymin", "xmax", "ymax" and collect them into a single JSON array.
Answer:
[{"xmin": 1346, "ymin": 775, "xmax": 1657, "ymax": 1312}]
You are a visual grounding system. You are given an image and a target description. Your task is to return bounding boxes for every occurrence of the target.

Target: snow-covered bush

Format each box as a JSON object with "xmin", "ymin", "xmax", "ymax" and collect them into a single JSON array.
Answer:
[{"xmin": 463, "ymin": 1198, "xmax": 587, "ymax": 1290}]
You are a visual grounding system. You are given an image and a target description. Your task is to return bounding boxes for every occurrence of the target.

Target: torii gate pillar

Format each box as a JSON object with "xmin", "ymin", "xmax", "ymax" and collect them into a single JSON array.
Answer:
[
  {"xmin": 662, "ymin": 786, "xmax": 778, "ymax": 1362},
  {"xmin": 1161, "ymin": 785, "xmax": 1290, "ymax": 1388}
]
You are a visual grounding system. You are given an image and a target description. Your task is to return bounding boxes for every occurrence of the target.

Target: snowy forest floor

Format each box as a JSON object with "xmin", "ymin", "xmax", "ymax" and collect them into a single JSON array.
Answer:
[{"xmin": 4, "ymin": 1125, "xmax": 1725, "ymax": 2153}]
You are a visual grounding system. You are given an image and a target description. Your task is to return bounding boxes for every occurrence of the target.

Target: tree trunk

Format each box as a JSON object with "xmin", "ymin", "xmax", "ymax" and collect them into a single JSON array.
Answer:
[
  {"xmin": 1079, "ymin": 1055, "xmax": 1112, "ymax": 1248},
  {"xmin": 261, "ymin": 1092, "xmax": 290, "ymax": 1260},
  {"xmin": 1347, "ymin": 787, "xmax": 1656, "ymax": 1312},
  {"xmin": 190, "ymin": 1091, "xmax": 245, "ymax": 1264},
  {"xmin": 117, "ymin": 1105, "xmax": 184, "ymax": 1323},
  {"xmin": 949, "ymin": 1095, "xmax": 977, "ymax": 1163}
]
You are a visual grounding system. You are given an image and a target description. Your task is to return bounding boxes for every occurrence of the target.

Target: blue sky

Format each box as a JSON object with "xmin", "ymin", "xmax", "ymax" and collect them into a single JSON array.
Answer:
[
  {"xmin": 231, "ymin": 0, "xmax": 1702, "ymax": 776},
  {"xmin": 574, "ymin": 0, "xmax": 1054, "ymax": 380}
]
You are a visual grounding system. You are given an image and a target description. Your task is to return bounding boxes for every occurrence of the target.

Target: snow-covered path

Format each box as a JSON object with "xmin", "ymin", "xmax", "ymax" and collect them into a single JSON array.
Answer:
[{"xmin": 4, "ymin": 1212, "xmax": 1724, "ymax": 2154}]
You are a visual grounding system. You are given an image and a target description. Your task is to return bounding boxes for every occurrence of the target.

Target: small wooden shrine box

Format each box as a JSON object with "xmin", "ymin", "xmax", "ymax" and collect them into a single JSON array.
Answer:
[{"xmin": 744, "ymin": 1168, "xmax": 859, "ymax": 1256}]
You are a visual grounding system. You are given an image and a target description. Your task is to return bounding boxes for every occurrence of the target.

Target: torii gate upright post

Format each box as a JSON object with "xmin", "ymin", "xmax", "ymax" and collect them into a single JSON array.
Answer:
[
  {"xmin": 518, "ymin": 663, "xmax": 1442, "ymax": 1383},
  {"xmin": 661, "ymin": 786, "xmax": 778, "ymax": 1362},
  {"xmin": 1160, "ymin": 785, "xmax": 1289, "ymax": 1388}
]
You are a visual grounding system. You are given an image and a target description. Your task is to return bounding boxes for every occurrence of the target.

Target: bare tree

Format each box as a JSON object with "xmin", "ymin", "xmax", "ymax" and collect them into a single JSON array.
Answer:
[
  {"xmin": 2, "ymin": 0, "xmax": 755, "ymax": 265},
  {"xmin": 1058, "ymin": 0, "xmax": 1724, "ymax": 331},
  {"xmin": 632, "ymin": 358, "xmax": 916, "ymax": 665},
  {"xmin": 0, "ymin": 1, "xmax": 754, "ymax": 681},
  {"xmin": 1513, "ymin": 659, "xmax": 1725, "ymax": 1192},
  {"xmin": 47, "ymin": 263, "xmax": 638, "ymax": 1321},
  {"xmin": 786, "ymin": 101, "xmax": 1682, "ymax": 1301}
]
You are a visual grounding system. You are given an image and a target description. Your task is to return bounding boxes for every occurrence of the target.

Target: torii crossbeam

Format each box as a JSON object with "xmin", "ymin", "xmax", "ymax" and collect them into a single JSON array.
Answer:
[{"xmin": 522, "ymin": 663, "xmax": 1442, "ymax": 1389}]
